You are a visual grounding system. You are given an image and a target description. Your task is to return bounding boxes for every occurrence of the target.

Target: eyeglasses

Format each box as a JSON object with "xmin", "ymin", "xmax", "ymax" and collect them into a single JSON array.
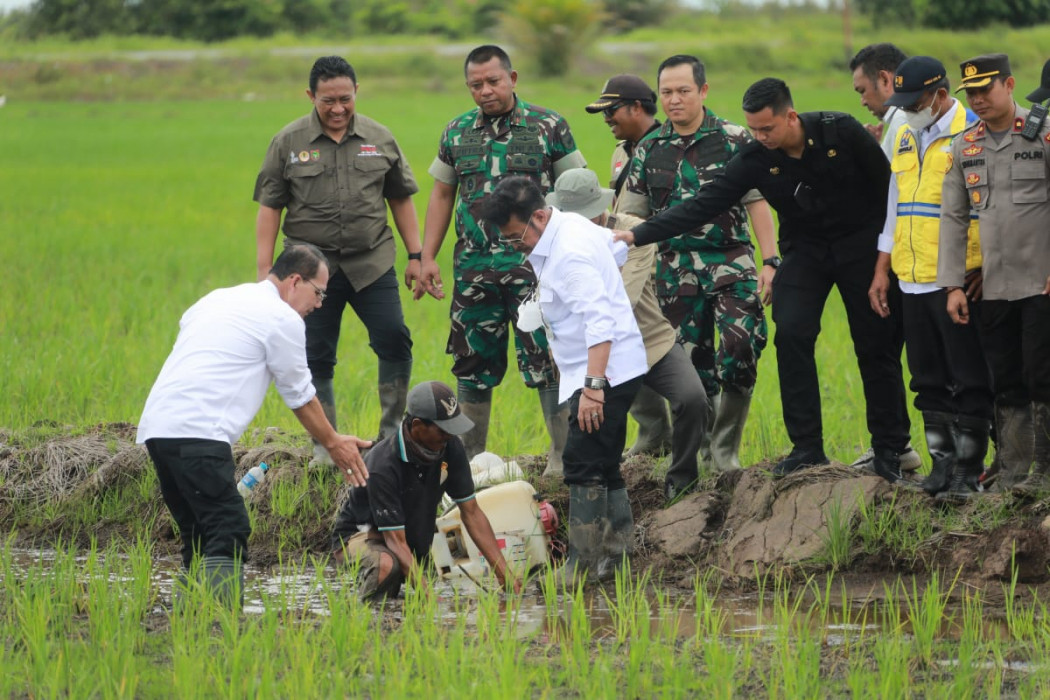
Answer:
[
  {"xmin": 505, "ymin": 212, "xmax": 536, "ymax": 245},
  {"xmin": 902, "ymin": 90, "xmax": 936, "ymax": 114},
  {"xmin": 304, "ymin": 278, "xmax": 327, "ymax": 302},
  {"xmin": 602, "ymin": 102, "xmax": 627, "ymax": 118}
]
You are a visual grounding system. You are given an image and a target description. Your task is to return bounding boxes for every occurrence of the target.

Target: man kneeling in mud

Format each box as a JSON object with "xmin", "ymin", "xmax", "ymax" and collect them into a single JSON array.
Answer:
[{"xmin": 331, "ymin": 380, "xmax": 521, "ymax": 599}]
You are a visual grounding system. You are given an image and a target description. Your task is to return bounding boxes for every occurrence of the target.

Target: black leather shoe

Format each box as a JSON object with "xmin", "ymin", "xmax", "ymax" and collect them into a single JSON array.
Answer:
[
  {"xmin": 772, "ymin": 447, "xmax": 829, "ymax": 478},
  {"xmin": 872, "ymin": 447, "xmax": 903, "ymax": 484}
]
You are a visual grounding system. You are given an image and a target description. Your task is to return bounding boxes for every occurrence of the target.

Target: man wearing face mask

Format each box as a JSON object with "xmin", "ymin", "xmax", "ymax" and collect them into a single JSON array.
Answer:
[
  {"xmin": 331, "ymin": 380, "xmax": 521, "ymax": 600},
  {"xmin": 867, "ymin": 56, "xmax": 993, "ymax": 497}
]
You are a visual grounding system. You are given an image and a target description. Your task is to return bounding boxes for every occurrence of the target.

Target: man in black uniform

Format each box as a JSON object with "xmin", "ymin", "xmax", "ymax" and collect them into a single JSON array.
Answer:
[
  {"xmin": 331, "ymin": 381, "xmax": 520, "ymax": 599},
  {"xmin": 615, "ymin": 78, "xmax": 911, "ymax": 480}
]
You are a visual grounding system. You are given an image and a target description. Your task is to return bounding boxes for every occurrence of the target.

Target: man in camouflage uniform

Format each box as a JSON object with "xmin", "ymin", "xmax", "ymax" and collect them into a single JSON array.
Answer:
[
  {"xmin": 416, "ymin": 45, "xmax": 587, "ymax": 474},
  {"xmin": 618, "ymin": 55, "xmax": 778, "ymax": 472}
]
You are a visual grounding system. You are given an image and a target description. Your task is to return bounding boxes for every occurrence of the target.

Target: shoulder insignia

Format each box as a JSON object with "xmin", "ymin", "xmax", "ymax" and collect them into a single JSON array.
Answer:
[
  {"xmin": 1014, "ymin": 117, "xmax": 1025, "ymax": 132},
  {"xmin": 964, "ymin": 132, "xmax": 977, "ymax": 142},
  {"xmin": 966, "ymin": 172, "xmax": 980, "ymax": 186},
  {"xmin": 962, "ymin": 144, "xmax": 983, "ymax": 156},
  {"xmin": 976, "ymin": 123, "xmax": 986, "ymax": 136}
]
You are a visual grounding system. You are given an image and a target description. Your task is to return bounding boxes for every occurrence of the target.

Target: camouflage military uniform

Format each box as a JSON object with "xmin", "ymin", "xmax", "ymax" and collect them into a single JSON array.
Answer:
[
  {"xmin": 428, "ymin": 96, "xmax": 586, "ymax": 391},
  {"xmin": 619, "ymin": 109, "xmax": 767, "ymax": 396}
]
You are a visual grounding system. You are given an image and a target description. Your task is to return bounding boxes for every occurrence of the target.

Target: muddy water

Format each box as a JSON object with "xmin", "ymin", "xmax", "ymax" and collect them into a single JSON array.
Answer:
[{"xmin": 6, "ymin": 549, "xmax": 1012, "ymax": 645}]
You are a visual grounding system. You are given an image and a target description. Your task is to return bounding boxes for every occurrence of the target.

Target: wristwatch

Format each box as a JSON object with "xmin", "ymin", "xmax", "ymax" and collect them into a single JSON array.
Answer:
[
  {"xmin": 407, "ymin": 252, "xmax": 422, "ymax": 261},
  {"xmin": 762, "ymin": 256, "xmax": 782, "ymax": 269},
  {"xmin": 583, "ymin": 375, "xmax": 609, "ymax": 391}
]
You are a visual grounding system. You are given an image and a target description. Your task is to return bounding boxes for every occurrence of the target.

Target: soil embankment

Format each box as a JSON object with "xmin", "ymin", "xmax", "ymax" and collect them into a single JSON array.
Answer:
[{"xmin": 4, "ymin": 423, "xmax": 1050, "ymax": 598}]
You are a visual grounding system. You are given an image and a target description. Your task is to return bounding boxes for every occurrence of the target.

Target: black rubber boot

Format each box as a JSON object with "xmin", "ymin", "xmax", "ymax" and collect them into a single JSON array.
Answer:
[
  {"xmin": 597, "ymin": 487, "xmax": 633, "ymax": 582},
  {"xmin": 310, "ymin": 377, "xmax": 338, "ymax": 466},
  {"xmin": 996, "ymin": 402, "xmax": 1035, "ymax": 491},
  {"xmin": 938, "ymin": 414, "xmax": 990, "ymax": 503},
  {"xmin": 457, "ymin": 381, "xmax": 492, "ymax": 461},
  {"xmin": 1012, "ymin": 402, "xmax": 1050, "ymax": 498},
  {"xmin": 202, "ymin": 555, "xmax": 243, "ymax": 610},
  {"xmin": 556, "ymin": 483, "xmax": 608, "ymax": 588},
  {"xmin": 377, "ymin": 359, "xmax": 412, "ymax": 442},
  {"xmin": 772, "ymin": 445, "xmax": 828, "ymax": 478},
  {"xmin": 920, "ymin": 411, "xmax": 956, "ymax": 495}
]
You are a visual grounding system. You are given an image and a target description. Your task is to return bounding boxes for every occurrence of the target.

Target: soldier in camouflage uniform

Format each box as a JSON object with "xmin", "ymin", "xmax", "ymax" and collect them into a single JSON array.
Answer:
[
  {"xmin": 618, "ymin": 55, "xmax": 779, "ymax": 473},
  {"xmin": 416, "ymin": 45, "xmax": 587, "ymax": 474}
]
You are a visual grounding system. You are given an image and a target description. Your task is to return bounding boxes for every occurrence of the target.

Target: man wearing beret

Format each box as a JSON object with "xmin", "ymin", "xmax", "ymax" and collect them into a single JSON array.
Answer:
[
  {"xmin": 939, "ymin": 54, "xmax": 1050, "ymax": 497},
  {"xmin": 867, "ymin": 56, "xmax": 992, "ymax": 497}
]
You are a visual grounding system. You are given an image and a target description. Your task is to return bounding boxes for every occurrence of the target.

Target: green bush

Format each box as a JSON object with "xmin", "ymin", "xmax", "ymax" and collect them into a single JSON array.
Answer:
[{"xmin": 502, "ymin": 0, "xmax": 604, "ymax": 78}]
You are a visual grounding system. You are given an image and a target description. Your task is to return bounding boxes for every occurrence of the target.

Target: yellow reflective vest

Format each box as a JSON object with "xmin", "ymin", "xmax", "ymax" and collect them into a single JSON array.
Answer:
[{"xmin": 889, "ymin": 106, "xmax": 982, "ymax": 283}]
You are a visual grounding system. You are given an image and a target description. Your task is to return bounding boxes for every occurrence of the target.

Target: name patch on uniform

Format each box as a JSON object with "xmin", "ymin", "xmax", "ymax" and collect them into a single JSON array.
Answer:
[
  {"xmin": 966, "ymin": 172, "xmax": 981, "ymax": 185},
  {"xmin": 962, "ymin": 144, "xmax": 983, "ymax": 156},
  {"xmin": 961, "ymin": 158, "xmax": 985, "ymax": 169},
  {"xmin": 358, "ymin": 144, "xmax": 383, "ymax": 157},
  {"xmin": 1014, "ymin": 150, "xmax": 1044, "ymax": 160}
]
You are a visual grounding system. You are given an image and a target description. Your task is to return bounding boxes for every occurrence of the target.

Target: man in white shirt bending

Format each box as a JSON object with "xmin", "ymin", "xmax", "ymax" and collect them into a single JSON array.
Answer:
[
  {"xmin": 137, "ymin": 244, "xmax": 370, "ymax": 608},
  {"xmin": 479, "ymin": 175, "xmax": 647, "ymax": 585}
]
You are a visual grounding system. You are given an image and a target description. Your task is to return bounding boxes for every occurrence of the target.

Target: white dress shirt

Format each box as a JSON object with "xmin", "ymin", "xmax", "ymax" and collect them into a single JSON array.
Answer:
[
  {"xmin": 137, "ymin": 280, "xmax": 316, "ymax": 445},
  {"xmin": 528, "ymin": 208, "xmax": 647, "ymax": 404},
  {"xmin": 878, "ymin": 100, "xmax": 962, "ymax": 295}
]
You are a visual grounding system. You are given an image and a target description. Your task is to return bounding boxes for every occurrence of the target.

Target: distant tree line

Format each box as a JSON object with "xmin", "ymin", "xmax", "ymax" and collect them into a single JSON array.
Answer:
[
  {"xmin": 855, "ymin": 0, "xmax": 1050, "ymax": 29},
  {"xmin": 6, "ymin": 0, "xmax": 673, "ymax": 42}
]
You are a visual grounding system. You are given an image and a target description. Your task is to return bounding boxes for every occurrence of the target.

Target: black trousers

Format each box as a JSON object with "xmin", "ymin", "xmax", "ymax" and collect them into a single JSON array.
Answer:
[
  {"xmin": 902, "ymin": 291, "xmax": 993, "ymax": 419},
  {"xmin": 976, "ymin": 295, "xmax": 1050, "ymax": 405},
  {"xmin": 146, "ymin": 438, "xmax": 251, "ymax": 568},
  {"xmin": 563, "ymin": 376, "xmax": 643, "ymax": 489},
  {"xmin": 771, "ymin": 245, "xmax": 910, "ymax": 453},
  {"xmin": 305, "ymin": 267, "xmax": 413, "ymax": 380}
]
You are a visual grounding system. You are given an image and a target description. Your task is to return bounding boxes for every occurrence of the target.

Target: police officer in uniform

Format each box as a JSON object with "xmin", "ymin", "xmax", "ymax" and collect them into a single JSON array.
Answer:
[
  {"xmin": 415, "ymin": 45, "xmax": 587, "ymax": 475},
  {"xmin": 868, "ymin": 56, "xmax": 992, "ymax": 497},
  {"xmin": 939, "ymin": 54, "xmax": 1050, "ymax": 497},
  {"xmin": 615, "ymin": 78, "xmax": 912, "ymax": 480}
]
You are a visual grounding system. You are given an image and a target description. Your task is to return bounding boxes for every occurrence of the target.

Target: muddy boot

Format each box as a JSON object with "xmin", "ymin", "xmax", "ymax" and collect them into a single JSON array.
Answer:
[
  {"xmin": 202, "ymin": 555, "xmax": 243, "ymax": 611},
  {"xmin": 310, "ymin": 377, "xmax": 338, "ymax": 467},
  {"xmin": 938, "ymin": 414, "xmax": 990, "ymax": 503},
  {"xmin": 538, "ymin": 386, "xmax": 569, "ymax": 477},
  {"xmin": 597, "ymin": 487, "xmax": 633, "ymax": 582},
  {"xmin": 556, "ymin": 483, "xmax": 608, "ymax": 588},
  {"xmin": 698, "ymin": 392, "xmax": 720, "ymax": 466},
  {"xmin": 920, "ymin": 411, "xmax": 956, "ymax": 496},
  {"xmin": 1012, "ymin": 402, "xmax": 1050, "ymax": 498},
  {"xmin": 709, "ymin": 390, "xmax": 751, "ymax": 472},
  {"xmin": 624, "ymin": 385, "xmax": 672, "ymax": 458},
  {"xmin": 995, "ymin": 402, "xmax": 1035, "ymax": 491},
  {"xmin": 457, "ymin": 382, "xmax": 492, "ymax": 461},
  {"xmin": 377, "ymin": 360, "xmax": 412, "ymax": 442}
]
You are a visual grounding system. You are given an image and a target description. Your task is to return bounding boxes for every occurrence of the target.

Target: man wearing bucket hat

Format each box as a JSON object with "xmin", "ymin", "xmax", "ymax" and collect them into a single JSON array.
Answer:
[
  {"xmin": 866, "ymin": 56, "xmax": 992, "ymax": 497},
  {"xmin": 586, "ymin": 75, "xmax": 677, "ymax": 463},
  {"xmin": 939, "ymin": 54, "xmax": 1050, "ymax": 498},
  {"xmin": 617, "ymin": 55, "xmax": 778, "ymax": 477},
  {"xmin": 480, "ymin": 175, "xmax": 647, "ymax": 585},
  {"xmin": 548, "ymin": 168, "xmax": 709, "ymax": 503},
  {"xmin": 331, "ymin": 380, "xmax": 520, "ymax": 599}
]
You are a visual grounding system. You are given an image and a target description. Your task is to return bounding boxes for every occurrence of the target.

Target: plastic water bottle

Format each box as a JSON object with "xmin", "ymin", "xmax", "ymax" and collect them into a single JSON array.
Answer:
[{"xmin": 237, "ymin": 462, "xmax": 269, "ymax": 498}]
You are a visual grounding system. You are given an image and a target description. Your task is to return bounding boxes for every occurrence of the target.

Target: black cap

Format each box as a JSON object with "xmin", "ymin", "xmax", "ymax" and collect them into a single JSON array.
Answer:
[
  {"xmin": 884, "ymin": 56, "xmax": 948, "ymax": 108},
  {"xmin": 585, "ymin": 74, "xmax": 656, "ymax": 113},
  {"xmin": 405, "ymin": 381, "xmax": 474, "ymax": 435},
  {"xmin": 956, "ymin": 53, "xmax": 1012, "ymax": 92},
  {"xmin": 1026, "ymin": 57, "xmax": 1050, "ymax": 103}
]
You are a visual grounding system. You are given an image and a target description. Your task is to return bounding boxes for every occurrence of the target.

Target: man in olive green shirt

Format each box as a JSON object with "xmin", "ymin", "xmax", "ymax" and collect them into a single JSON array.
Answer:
[{"xmin": 254, "ymin": 56, "xmax": 424, "ymax": 464}]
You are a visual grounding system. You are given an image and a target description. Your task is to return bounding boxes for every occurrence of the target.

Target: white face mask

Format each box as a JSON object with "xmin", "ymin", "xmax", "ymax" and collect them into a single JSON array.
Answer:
[{"xmin": 905, "ymin": 104, "xmax": 936, "ymax": 132}]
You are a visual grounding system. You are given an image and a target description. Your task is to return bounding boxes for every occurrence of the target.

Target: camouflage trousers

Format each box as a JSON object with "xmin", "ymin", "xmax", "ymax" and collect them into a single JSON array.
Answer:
[
  {"xmin": 447, "ymin": 266, "xmax": 557, "ymax": 392},
  {"xmin": 655, "ymin": 244, "xmax": 767, "ymax": 396}
]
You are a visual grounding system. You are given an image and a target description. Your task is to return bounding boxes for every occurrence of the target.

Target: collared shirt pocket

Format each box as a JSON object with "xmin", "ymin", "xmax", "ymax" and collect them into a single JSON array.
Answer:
[
  {"xmin": 287, "ymin": 161, "xmax": 330, "ymax": 205},
  {"xmin": 351, "ymin": 154, "xmax": 390, "ymax": 200},
  {"xmin": 963, "ymin": 164, "xmax": 989, "ymax": 211},
  {"xmin": 454, "ymin": 155, "xmax": 486, "ymax": 196},
  {"xmin": 1010, "ymin": 160, "xmax": 1048, "ymax": 204}
]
